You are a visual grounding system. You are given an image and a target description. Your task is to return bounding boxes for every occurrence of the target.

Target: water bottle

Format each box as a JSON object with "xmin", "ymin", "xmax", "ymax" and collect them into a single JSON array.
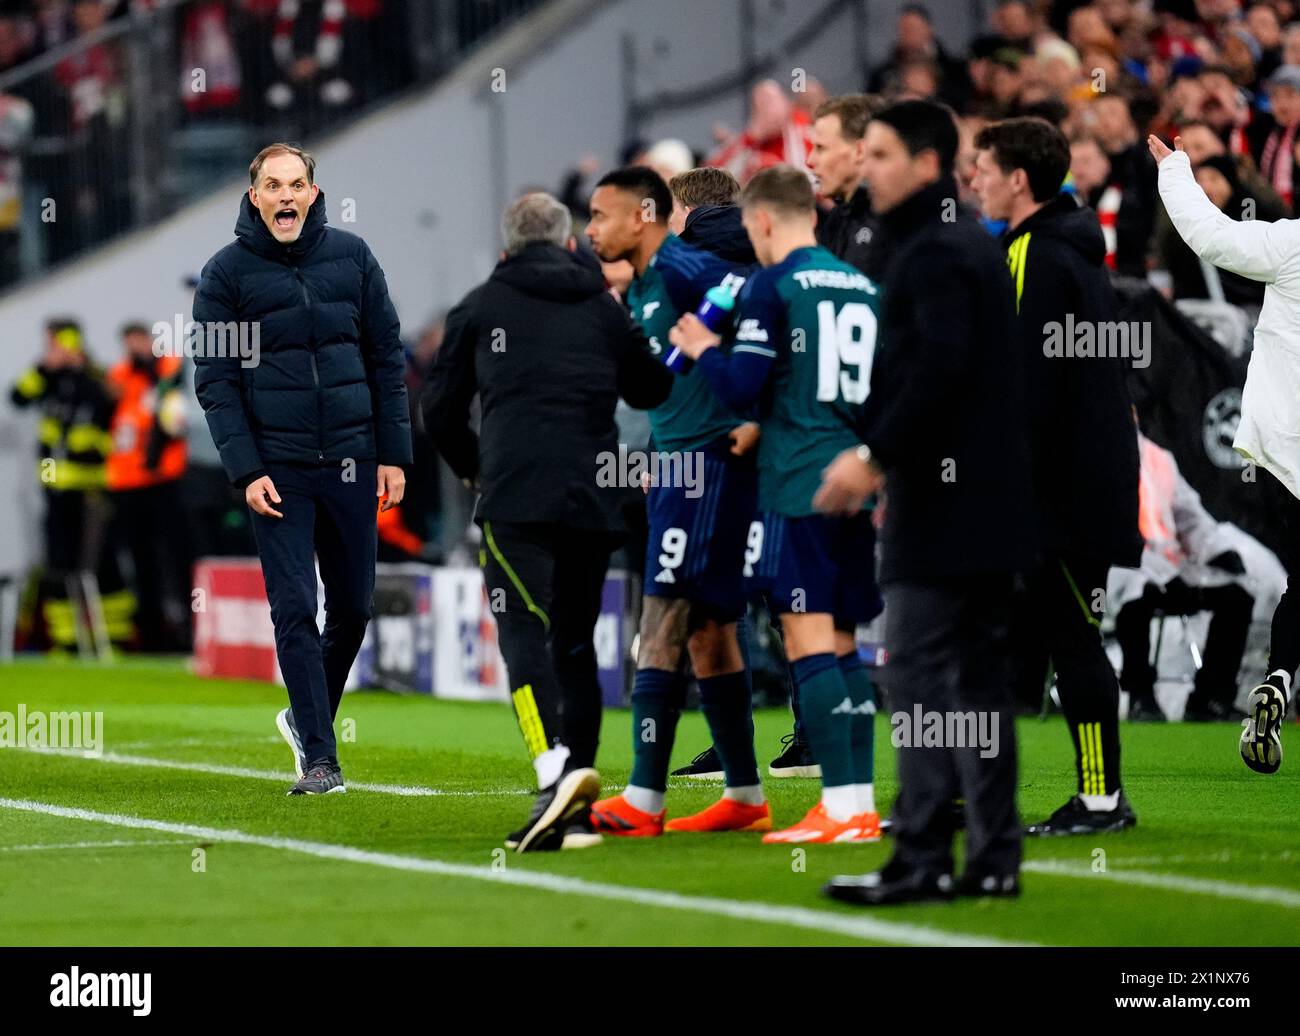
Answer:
[{"xmin": 665, "ymin": 283, "xmax": 736, "ymax": 373}]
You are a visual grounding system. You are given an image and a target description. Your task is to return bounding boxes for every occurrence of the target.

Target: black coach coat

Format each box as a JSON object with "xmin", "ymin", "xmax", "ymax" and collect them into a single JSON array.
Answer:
[
  {"xmin": 192, "ymin": 190, "xmax": 412, "ymax": 487},
  {"xmin": 420, "ymin": 242, "xmax": 673, "ymax": 533},
  {"xmin": 856, "ymin": 175, "xmax": 1035, "ymax": 585},
  {"xmin": 1001, "ymin": 194, "xmax": 1143, "ymax": 569}
]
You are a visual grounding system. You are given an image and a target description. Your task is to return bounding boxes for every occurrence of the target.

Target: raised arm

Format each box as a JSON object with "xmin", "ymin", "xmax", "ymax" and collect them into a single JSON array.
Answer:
[{"xmin": 1153, "ymin": 138, "xmax": 1300, "ymax": 284}]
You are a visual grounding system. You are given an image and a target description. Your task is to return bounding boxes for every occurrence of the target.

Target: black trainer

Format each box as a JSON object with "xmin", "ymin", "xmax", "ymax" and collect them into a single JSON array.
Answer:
[
  {"xmin": 275, "ymin": 707, "xmax": 306, "ymax": 778},
  {"xmin": 1240, "ymin": 677, "xmax": 1287, "ymax": 774},
  {"xmin": 504, "ymin": 809, "xmax": 603, "ymax": 851},
  {"xmin": 670, "ymin": 745, "xmax": 725, "ymax": 779},
  {"xmin": 287, "ymin": 761, "xmax": 345, "ymax": 796},
  {"xmin": 768, "ymin": 732, "xmax": 821, "ymax": 778},
  {"xmin": 504, "ymin": 825, "xmax": 561, "ymax": 852},
  {"xmin": 512, "ymin": 767, "xmax": 600, "ymax": 853},
  {"xmin": 824, "ymin": 859, "xmax": 955, "ymax": 906},
  {"xmin": 1024, "ymin": 791, "xmax": 1136, "ymax": 836},
  {"xmin": 560, "ymin": 810, "xmax": 603, "ymax": 850}
]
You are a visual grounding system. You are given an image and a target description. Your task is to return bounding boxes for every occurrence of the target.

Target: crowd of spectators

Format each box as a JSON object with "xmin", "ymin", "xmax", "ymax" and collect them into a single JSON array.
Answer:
[
  {"xmin": 0, "ymin": 0, "xmax": 527, "ymax": 282},
  {"xmin": 563, "ymin": 0, "xmax": 1300, "ymax": 322}
]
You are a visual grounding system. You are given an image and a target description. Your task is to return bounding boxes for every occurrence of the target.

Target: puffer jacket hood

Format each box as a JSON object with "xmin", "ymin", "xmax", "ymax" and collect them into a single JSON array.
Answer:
[
  {"xmin": 236, "ymin": 188, "xmax": 329, "ymax": 261},
  {"xmin": 680, "ymin": 204, "xmax": 757, "ymax": 267}
]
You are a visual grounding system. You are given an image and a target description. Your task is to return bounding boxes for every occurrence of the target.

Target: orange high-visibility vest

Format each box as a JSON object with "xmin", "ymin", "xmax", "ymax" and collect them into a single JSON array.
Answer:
[{"xmin": 106, "ymin": 356, "xmax": 188, "ymax": 491}]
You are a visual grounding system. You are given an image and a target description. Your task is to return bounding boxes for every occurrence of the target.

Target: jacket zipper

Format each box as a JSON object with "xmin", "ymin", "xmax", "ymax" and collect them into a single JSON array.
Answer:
[{"xmin": 295, "ymin": 268, "xmax": 324, "ymax": 462}]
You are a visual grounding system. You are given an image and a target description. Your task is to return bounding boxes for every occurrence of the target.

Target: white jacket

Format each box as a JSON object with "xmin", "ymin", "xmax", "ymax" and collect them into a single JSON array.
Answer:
[{"xmin": 1158, "ymin": 150, "xmax": 1300, "ymax": 501}]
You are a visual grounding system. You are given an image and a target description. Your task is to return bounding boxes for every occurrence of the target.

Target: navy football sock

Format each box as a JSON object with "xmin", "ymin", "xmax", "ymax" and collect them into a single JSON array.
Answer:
[
  {"xmin": 628, "ymin": 667, "xmax": 686, "ymax": 793},
  {"xmin": 698, "ymin": 670, "xmax": 759, "ymax": 788}
]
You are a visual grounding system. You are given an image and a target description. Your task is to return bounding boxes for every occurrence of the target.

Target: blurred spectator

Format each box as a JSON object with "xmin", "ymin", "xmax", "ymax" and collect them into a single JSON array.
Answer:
[
  {"xmin": 54, "ymin": 0, "xmax": 131, "ymax": 257},
  {"xmin": 1283, "ymin": 20, "xmax": 1300, "ymax": 65},
  {"xmin": 264, "ymin": 0, "xmax": 356, "ymax": 127},
  {"xmin": 9, "ymin": 318, "xmax": 131, "ymax": 650},
  {"xmin": 0, "ymin": 14, "xmax": 32, "ymax": 73},
  {"xmin": 0, "ymin": 88, "xmax": 33, "ymax": 286},
  {"xmin": 1253, "ymin": 63, "xmax": 1300, "ymax": 211},
  {"xmin": 178, "ymin": 0, "xmax": 243, "ymax": 119},
  {"xmin": 990, "ymin": 0, "xmax": 1038, "ymax": 50},
  {"xmin": 30, "ymin": 0, "xmax": 74, "ymax": 57},
  {"xmin": 641, "ymin": 138, "xmax": 693, "ymax": 183},
  {"xmin": 707, "ymin": 79, "xmax": 811, "ymax": 182},
  {"xmin": 1178, "ymin": 117, "xmax": 1286, "ymax": 212},
  {"xmin": 985, "ymin": 46, "xmax": 1028, "ymax": 117},
  {"xmin": 790, "ymin": 74, "xmax": 828, "ymax": 120},
  {"xmin": 1113, "ymin": 431, "xmax": 1257, "ymax": 723},
  {"xmin": 867, "ymin": 3, "xmax": 971, "ymax": 109},
  {"xmin": 1082, "ymin": 90, "xmax": 1157, "ymax": 275},
  {"xmin": 1069, "ymin": 132, "xmax": 1125, "ymax": 268},
  {"xmin": 105, "ymin": 321, "xmax": 192, "ymax": 651},
  {"xmin": 1246, "ymin": 3, "xmax": 1284, "ymax": 82},
  {"xmin": 558, "ymin": 152, "xmax": 602, "ymax": 222},
  {"xmin": 381, "ymin": 316, "xmax": 444, "ymax": 563}
]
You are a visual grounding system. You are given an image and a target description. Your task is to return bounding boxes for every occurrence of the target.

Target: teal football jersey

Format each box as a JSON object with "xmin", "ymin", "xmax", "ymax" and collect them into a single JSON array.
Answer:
[
  {"xmin": 733, "ymin": 244, "xmax": 882, "ymax": 516},
  {"xmin": 625, "ymin": 233, "xmax": 748, "ymax": 453}
]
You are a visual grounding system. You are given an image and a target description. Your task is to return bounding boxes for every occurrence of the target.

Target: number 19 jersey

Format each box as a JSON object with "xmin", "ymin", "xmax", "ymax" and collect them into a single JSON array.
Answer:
[{"xmin": 735, "ymin": 244, "xmax": 882, "ymax": 517}]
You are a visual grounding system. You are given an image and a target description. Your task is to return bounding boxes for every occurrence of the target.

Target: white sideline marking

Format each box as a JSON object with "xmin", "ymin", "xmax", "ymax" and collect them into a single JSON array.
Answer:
[
  {"xmin": 115, "ymin": 737, "xmax": 282, "ymax": 750},
  {"xmin": 0, "ymin": 798, "xmax": 1025, "ymax": 948},
  {"xmin": 19, "ymin": 747, "xmax": 524, "ymax": 798},
  {"xmin": 1022, "ymin": 860, "xmax": 1300, "ymax": 908},
  {"xmin": 0, "ymin": 839, "xmax": 193, "ymax": 853}
]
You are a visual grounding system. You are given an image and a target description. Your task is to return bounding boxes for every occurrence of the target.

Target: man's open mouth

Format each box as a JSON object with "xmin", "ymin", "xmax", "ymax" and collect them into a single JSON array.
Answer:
[{"xmin": 274, "ymin": 208, "xmax": 297, "ymax": 230}]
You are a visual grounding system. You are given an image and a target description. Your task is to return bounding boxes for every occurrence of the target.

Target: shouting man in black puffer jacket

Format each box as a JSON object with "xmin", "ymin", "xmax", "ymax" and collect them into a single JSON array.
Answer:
[{"xmin": 193, "ymin": 142, "xmax": 412, "ymax": 796}]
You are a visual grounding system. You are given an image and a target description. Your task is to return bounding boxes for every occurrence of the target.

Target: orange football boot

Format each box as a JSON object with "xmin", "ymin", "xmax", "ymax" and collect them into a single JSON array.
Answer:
[
  {"xmin": 762, "ymin": 803, "xmax": 878, "ymax": 844},
  {"xmin": 665, "ymin": 798, "xmax": 772, "ymax": 833},
  {"xmin": 589, "ymin": 794, "xmax": 665, "ymax": 837},
  {"xmin": 845, "ymin": 811, "xmax": 883, "ymax": 843}
]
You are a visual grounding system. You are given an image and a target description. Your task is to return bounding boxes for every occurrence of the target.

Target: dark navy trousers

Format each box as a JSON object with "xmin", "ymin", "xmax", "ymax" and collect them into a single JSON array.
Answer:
[{"xmin": 249, "ymin": 460, "xmax": 377, "ymax": 765}]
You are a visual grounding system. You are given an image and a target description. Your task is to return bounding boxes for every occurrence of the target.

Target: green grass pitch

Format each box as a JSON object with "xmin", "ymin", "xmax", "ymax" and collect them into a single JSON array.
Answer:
[{"xmin": 0, "ymin": 658, "xmax": 1295, "ymax": 946}]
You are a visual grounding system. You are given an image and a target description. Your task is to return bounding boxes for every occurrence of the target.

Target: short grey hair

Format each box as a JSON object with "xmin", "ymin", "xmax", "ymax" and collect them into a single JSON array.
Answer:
[{"xmin": 502, "ymin": 192, "xmax": 572, "ymax": 254}]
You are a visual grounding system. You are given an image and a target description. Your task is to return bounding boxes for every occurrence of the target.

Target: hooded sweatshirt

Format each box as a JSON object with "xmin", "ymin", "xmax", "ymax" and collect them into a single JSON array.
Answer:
[
  {"xmin": 421, "ymin": 241, "xmax": 672, "ymax": 532},
  {"xmin": 1001, "ymin": 192, "xmax": 1143, "ymax": 568}
]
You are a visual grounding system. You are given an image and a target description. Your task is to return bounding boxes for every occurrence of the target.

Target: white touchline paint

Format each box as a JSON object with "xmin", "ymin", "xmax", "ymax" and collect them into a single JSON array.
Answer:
[
  {"xmin": 17, "ymin": 746, "xmax": 526, "ymax": 798},
  {"xmin": 1022, "ymin": 860, "xmax": 1300, "ymax": 909},
  {"xmin": 0, "ymin": 797, "xmax": 1025, "ymax": 948},
  {"xmin": 0, "ymin": 839, "xmax": 194, "ymax": 853},
  {"xmin": 113, "ymin": 737, "xmax": 283, "ymax": 750}
]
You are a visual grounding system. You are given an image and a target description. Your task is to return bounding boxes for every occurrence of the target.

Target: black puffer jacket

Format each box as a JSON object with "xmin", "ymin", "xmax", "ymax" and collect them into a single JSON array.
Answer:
[
  {"xmin": 192, "ymin": 190, "xmax": 412, "ymax": 486},
  {"xmin": 679, "ymin": 204, "xmax": 757, "ymax": 268}
]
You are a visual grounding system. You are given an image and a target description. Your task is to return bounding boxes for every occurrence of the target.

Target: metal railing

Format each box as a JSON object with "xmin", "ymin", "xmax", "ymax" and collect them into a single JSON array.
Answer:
[{"xmin": 0, "ymin": 0, "xmax": 546, "ymax": 289}]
